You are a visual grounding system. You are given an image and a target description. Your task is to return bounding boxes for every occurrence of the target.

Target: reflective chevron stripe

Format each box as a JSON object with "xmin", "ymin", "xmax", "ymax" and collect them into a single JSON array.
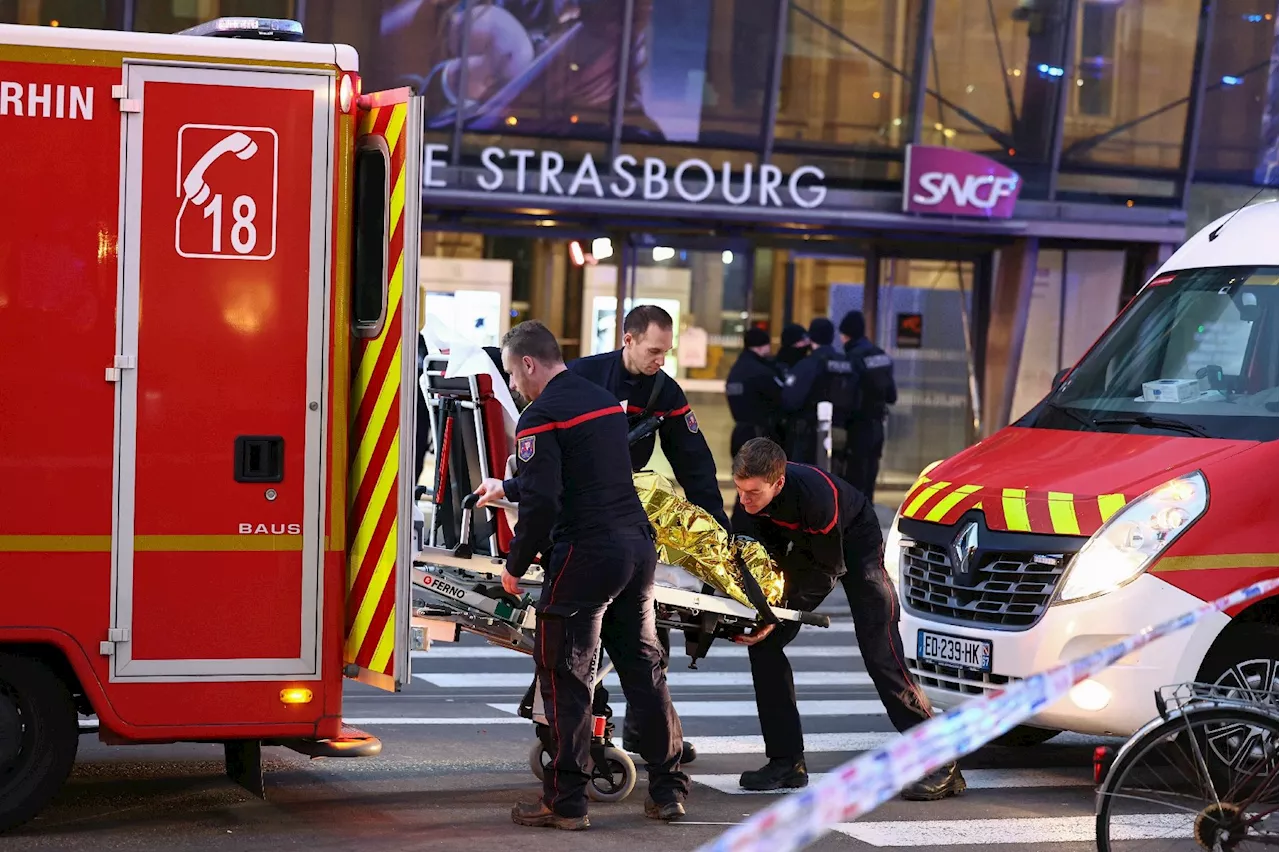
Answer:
[{"xmin": 900, "ymin": 480, "xmax": 1129, "ymax": 536}]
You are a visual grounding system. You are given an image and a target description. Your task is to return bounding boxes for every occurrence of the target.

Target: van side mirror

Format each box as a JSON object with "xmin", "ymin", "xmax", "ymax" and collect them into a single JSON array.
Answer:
[{"xmin": 1052, "ymin": 367, "xmax": 1070, "ymax": 390}]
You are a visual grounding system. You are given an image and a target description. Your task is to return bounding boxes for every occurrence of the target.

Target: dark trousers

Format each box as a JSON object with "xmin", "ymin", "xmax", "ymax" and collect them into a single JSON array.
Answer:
[
  {"xmin": 535, "ymin": 526, "xmax": 689, "ymax": 817},
  {"xmin": 843, "ymin": 418, "xmax": 885, "ymax": 504},
  {"xmin": 748, "ymin": 502, "xmax": 933, "ymax": 758}
]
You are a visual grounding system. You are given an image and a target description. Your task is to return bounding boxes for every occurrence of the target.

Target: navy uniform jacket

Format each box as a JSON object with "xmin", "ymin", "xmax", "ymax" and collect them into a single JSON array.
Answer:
[
  {"xmin": 844, "ymin": 336, "xmax": 898, "ymax": 420},
  {"xmin": 501, "ymin": 370, "xmax": 651, "ymax": 578},
  {"xmin": 725, "ymin": 350, "xmax": 785, "ymax": 429},
  {"xmin": 569, "ymin": 350, "xmax": 730, "ymax": 530},
  {"xmin": 734, "ymin": 463, "xmax": 868, "ymax": 582}
]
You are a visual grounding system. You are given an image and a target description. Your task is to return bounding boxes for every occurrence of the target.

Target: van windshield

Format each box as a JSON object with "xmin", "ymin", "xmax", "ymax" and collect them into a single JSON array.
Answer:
[{"xmin": 1025, "ymin": 265, "xmax": 1279, "ymax": 442}]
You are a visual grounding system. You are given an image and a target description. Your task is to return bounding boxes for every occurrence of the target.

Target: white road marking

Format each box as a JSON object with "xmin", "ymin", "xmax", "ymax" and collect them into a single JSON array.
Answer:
[
  {"xmin": 693, "ymin": 767, "xmax": 1093, "ymax": 795},
  {"xmin": 342, "ymin": 717, "xmax": 529, "ymax": 725},
  {"xmin": 418, "ymin": 671, "xmax": 870, "ymax": 688},
  {"xmin": 488, "ymin": 699, "xmax": 887, "ymax": 717},
  {"xmin": 412, "ymin": 645, "xmax": 860, "ymax": 660},
  {"xmin": 834, "ymin": 814, "xmax": 1190, "ymax": 846},
  {"xmin": 678, "ymin": 732, "xmax": 895, "ymax": 754}
]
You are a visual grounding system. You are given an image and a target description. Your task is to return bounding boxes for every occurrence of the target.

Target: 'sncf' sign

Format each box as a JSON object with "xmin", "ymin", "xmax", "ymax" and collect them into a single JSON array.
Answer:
[{"xmin": 903, "ymin": 145, "xmax": 1021, "ymax": 219}]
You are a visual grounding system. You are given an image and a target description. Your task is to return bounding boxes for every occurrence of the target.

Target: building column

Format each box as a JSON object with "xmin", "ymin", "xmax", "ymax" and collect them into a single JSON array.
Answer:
[{"xmin": 982, "ymin": 238, "xmax": 1039, "ymax": 437}]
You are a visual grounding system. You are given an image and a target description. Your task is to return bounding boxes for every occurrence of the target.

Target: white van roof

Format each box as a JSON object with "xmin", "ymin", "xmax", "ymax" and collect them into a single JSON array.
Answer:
[{"xmin": 1156, "ymin": 199, "xmax": 1278, "ymax": 276}]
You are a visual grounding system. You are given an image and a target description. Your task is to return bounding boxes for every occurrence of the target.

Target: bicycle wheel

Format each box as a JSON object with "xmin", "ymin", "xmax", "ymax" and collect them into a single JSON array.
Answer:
[{"xmin": 1096, "ymin": 705, "xmax": 1279, "ymax": 851}]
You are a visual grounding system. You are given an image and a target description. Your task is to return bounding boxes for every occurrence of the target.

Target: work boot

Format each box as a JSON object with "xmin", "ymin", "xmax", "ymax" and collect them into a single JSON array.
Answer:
[
  {"xmin": 644, "ymin": 796, "xmax": 686, "ymax": 821},
  {"xmin": 900, "ymin": 763, "xmax": 967, "ymax": 801},
  {"xmin": 739, "ymin": 756, "xmax": 808, "ymax": 791},
  {"xmin": 510, "ymin": 799, "xmax": 589, "ymax": 831}
]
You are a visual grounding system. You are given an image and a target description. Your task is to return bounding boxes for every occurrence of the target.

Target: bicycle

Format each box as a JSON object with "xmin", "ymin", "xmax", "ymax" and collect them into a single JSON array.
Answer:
[{"xmin": 1095, "ymin": 680, "xmax": 1279, "ymax": 851}]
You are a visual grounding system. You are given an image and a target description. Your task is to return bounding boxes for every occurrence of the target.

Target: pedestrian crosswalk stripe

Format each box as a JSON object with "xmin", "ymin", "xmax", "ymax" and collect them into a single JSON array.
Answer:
[
  {"xmin": 676, "ymin": 732, "xmax": 895, "ymax": 754},
  {"xmin": 343, "ymin": 716, "xmax": 528, "ymax": 725},
  {"xmin": 419, "ymin": 671, "xmax": 871, "ymax": 688},
  {"xmin": 411, "ymin": 645, "xmax": 860, "ymax": 660},
  {"xmin": 833, "ymin": 814, "xmax": 1188, "ymax": 846},
  {"xmin": 692, "ymin": 767, "xmax": 1093, "ymax": 795},
  {"xmin": 488, "ymin": 699, "xmax": 887, "ymax": 718}
]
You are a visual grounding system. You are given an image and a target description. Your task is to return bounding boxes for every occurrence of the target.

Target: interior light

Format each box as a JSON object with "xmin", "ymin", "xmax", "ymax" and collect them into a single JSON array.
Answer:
[
  {"xmin": 722, "ymin": 250, "xmax": 734, "ymax": 264},
  {"xmin": 591, "ymin": 237, "xmax": 614, "ymax": 260},
  {"xmin": 652, "ymin": 246, "xmax": 675, "ymax": 262},
  {"xmin": 569, "ymin": 240, "xmax": 585, "ymax": 266},
  {"xmin": 280, "ymin": 688, "xmax": 313, "ymax": 705}
]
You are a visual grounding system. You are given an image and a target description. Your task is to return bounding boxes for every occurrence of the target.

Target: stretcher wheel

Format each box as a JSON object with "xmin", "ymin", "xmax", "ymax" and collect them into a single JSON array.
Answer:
[
  {"xmin": 587, "ymin": 746, "xmax": 636, "ymax": 803},
  {"xmin": 529, "ymin": 740, "xmax": 550, "ymax": 781}
]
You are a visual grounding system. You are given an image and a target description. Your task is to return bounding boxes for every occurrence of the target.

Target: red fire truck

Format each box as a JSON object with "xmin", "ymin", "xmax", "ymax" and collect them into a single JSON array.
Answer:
[{"xmin": 0, "ymin": 17, "xmax": 424, "ymax": 831}]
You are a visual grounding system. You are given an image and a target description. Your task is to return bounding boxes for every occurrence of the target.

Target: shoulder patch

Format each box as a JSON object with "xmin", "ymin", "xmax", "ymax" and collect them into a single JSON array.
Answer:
[
  {"xmin": 517, "ymin": 435, "xmax": 536, "ymax": 462},
  {"xmin": 684, "ymin": 410, "xmax": 699, "ymax": 433},
  {"xmin": 864, "ymin": 353, "xmax": 893, "ymax": 369}
]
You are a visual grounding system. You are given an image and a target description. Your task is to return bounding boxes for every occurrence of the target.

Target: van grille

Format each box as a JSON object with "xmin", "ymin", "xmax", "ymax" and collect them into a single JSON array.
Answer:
[{"xmin": 901, "ymin": 541, "xmax": 1066, "ymax": 630}]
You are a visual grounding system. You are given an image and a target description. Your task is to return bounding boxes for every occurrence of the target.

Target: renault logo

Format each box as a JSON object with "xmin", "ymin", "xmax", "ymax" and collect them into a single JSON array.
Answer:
[{"xmin": 951, "ymin": 521, "xmax": 979, "ymax": 578}]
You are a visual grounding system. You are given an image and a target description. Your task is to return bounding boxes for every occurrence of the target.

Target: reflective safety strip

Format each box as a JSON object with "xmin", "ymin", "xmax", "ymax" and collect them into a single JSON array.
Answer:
[
  {"xmin": 1047, "ymin": 492, "xmax": 1080, "ymax": 536},
  {"xmin": 0, "ymin": 535, "xmax": 303, "ymax": 552},
  {"xmin": 345, "ymin": 96, "xmax": 411, "ymax": 691},
  {"xmin": 903, "ymin": 480, "xmax": 950, "ymax": 518},
  {"xmin": 1152, "ymin": 553, "xmax": 1280, "ymax": 573},
  {"xmin": 923, "ymin": 484, "xmax": 982, "ymax": 522},
  {"xmin": 1098, "ymin": 493, "xmax": 1127, "ymax": 522},
  {"xmin": 1001, "ymin": 489, "xmax": 1032, "ymax": 532}
]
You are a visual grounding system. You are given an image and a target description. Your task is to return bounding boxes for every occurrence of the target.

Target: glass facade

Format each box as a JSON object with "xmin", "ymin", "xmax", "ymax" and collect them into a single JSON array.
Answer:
[{"xmin": 9, "ymin": 0, "xmax": 1268, "ymax": 201}]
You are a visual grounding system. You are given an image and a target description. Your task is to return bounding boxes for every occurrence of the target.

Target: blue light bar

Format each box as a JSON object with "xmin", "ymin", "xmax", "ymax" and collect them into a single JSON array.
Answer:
[
  {"xmin": 1222, "ymin": 75, "xmax": 1244, "ymax": 86},
  {"xmin": 1037, "ymin": 63, "xmax": 1065, "ymax": 78},
  {"xmin": 178, "ymin": 17, "xmax": 304, "ymax": 41}
]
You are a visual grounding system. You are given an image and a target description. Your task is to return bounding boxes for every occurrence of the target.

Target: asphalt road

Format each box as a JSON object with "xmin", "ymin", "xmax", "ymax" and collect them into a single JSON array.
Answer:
[{"xmin": 7, "ymin": 599, "xmax": 1128, "ymax": 852}]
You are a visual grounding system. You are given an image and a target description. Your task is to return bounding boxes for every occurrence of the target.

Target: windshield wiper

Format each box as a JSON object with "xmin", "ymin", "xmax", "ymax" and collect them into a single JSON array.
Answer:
[
  {"xmin": 1043, "ymin": 401, "xmax": 1098, "ymax": 431},
  {"xmin": 1091, "ymin": 414, "xmax": 1211, "ymax": 438}
]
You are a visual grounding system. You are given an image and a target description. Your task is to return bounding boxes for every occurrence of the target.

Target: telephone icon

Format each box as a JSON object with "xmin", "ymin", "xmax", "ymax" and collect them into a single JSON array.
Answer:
[{"xmin": 182, "ymin": 131, "xmax": 258, "ymax": 206}]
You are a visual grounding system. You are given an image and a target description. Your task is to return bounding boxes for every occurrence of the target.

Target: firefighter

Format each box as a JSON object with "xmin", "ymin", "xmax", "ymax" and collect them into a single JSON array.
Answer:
[
  {"xmin": 779, "ymin": 317, "xmax": 858, "ymax": 473},
  {"xmin": 474, "ymin": 320, "xmax": 689, "ymax": 829},
  {"xmin": 725, "ymin": 326, "xmax": 785, "ymax": 532},
  {"xmin": 729, "ymin": 437, "xmax": 965, "ymax": 800},
  {"xmin": 569, "ymin": 304, "xmax": 727, "ymax": 758},
  {"xmin": 839, "ymin": 310, "xmax": 897, "ymax": 503}
]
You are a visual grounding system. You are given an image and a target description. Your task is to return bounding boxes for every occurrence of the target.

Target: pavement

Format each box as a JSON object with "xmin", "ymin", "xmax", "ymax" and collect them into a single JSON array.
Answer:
[{"xmin": 9, "ymin": 587, "xmax": 1124, "ymax": 852}]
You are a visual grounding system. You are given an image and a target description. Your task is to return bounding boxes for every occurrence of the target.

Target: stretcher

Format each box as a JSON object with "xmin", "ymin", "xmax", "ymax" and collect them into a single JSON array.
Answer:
[{"xmin": 409, "ymin": 348, "xmax": 830, "ymax": 799}]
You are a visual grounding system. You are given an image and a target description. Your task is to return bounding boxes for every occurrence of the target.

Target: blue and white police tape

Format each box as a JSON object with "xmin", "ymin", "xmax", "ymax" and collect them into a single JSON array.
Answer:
[{"xmin": 694, "ymin": 576, "xmax": 1279, "ymax": 852}]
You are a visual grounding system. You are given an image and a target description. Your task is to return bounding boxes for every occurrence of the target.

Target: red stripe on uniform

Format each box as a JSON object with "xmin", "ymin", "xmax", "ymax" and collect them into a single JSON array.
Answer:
[{"xmin": 517, "ymin": 406, "xmax": 621, "ymax": 438}]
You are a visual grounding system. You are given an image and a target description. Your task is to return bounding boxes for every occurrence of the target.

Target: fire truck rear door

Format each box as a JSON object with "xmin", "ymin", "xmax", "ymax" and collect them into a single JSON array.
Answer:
[
  {"xmin": 110, "ymin": 62, "xmax": 334, "ymax": 681},
  {"xmin": 344, "ymin": 88, "xmax": 423, "ymax": 692}
]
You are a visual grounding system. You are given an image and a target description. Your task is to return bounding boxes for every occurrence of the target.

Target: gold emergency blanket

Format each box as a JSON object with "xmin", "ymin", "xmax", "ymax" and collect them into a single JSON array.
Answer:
[{"xmin": 632, "ymin": 471, "xmax": 784, "ymax": 609}]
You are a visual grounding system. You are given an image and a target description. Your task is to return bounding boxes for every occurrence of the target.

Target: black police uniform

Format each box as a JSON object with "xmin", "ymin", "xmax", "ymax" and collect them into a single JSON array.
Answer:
[
  {"xmin": 726, "ymin": 349, "xmax": 785, "ymax": 458},
  {"xmin": 734, "ymin": 463, "xmax": 933, "ymax": 778},
  {"xmin": 843, "ymin": 335, "xmax": 897, "ymax": 503},
  {"xmin": 503, "ymin": 369, "xmax": 689, "ymax": 818},
  {"xmin": 779, "ymin": 342, "xmax": 859, "ymax": 471},
  {"xmin": 569, "ymin": 350, "xmax": 730, "ymax": 529}
]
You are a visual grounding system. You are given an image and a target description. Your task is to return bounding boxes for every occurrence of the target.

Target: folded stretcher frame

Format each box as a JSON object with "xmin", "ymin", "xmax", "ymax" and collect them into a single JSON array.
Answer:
[{"xmin": 411, "ymin": 357, "xmax": 828, "ymax": 669}]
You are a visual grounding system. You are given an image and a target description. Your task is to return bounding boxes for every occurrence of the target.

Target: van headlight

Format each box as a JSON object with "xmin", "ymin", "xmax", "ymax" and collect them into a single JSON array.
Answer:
[
  {"xmin": 1057, "ymin": 471, "xmax": 1208, "ymax": 604},
  {"xmin": 884, "ymin": 513, "xmax": 905, "ymax": 587}
]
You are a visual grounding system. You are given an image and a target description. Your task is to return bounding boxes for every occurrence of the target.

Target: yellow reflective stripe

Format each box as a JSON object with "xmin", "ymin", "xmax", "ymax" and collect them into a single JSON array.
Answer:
[
  {"xmin": 1098, "ymin": 493, "xmax": 1127, "ymax": 522},
  {"xmin": 1153, "ymin": 553, "xmax": 1280, "ymax": 573},
  {"xmin": 1047, "ymin": 492, "xmax": 1080, "ymax": 536},
  {"xmin": 1002, "ymin": 489, "xmax": 1031, "ymax": 532},
  {"xmin": 349, "ymin": 432, "xmax": 400, "ymax": 591},
  {"xmin": 0, "ymin": 535, "xmax": 303, "ymax": 552},
  {"xmin": 904, "ymin": 481, "xmax": 950, "ymax": 518},
  {"xmin": 346, "ymin": 522, "xmax": 397, "ymax": 660},
  {"xmin": 924, "ymin": 484, "xmax": 982, "ymax": 522},
  {"xmin": 368, "ymin": 609, "xmax": 397, "ymax": 675}
]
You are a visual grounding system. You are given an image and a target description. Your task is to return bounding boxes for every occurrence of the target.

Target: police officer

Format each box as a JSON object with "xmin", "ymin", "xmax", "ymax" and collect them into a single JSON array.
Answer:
[
  {"xmin": 779, "ymin": 317, "xmax": 858, "ymax": 473},
  {"xmin": 775, "ymin": 323, "xmax": 811, "ymax": 369},
  {"xmin": 839, "ymin": 311, "xmax": 897, "ymax": 503},
  {"xmin": 474, "ymin": 320, "xmax": 690, "ymax": 830},
  {"xmin": 725, "ymin": 326, "xmax": 785, "ymax": 531},
  {"xmin": 729, "ymin": 437, "xmax": 965, "ymax": 800},
  {"xmin": 570, "ymin": 305, "xmax": 721, "ymax": 758}
]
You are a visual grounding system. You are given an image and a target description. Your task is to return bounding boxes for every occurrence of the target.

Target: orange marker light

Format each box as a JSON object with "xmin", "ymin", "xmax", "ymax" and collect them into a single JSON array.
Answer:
[{"xmin": 280, "ymin": 688, "xmax": 313, "ymax": 705}]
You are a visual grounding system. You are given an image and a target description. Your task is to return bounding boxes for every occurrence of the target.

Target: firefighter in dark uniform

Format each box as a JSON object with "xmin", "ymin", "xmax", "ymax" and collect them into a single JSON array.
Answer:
[
  {"xmin": 839, "ymin": 310, "xmax": 897, "ymax": 503},
  {"xmin": 725, "ymin": 326, "xmax": 785, "ymax": 531},
  {"xmin": 569, "ymin": 304, "xmax": 727, "ymax": 759},
  {"xmin": 779, "ymin": 317, "xmax": 858, "ymax": 473},
  {"xmin": 474, "ymin": 320, "xmax": 690, "ymax": 830},
  {"xmin": 729, "ymin": 437, "xmax": 965, "ymax": 800}
]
